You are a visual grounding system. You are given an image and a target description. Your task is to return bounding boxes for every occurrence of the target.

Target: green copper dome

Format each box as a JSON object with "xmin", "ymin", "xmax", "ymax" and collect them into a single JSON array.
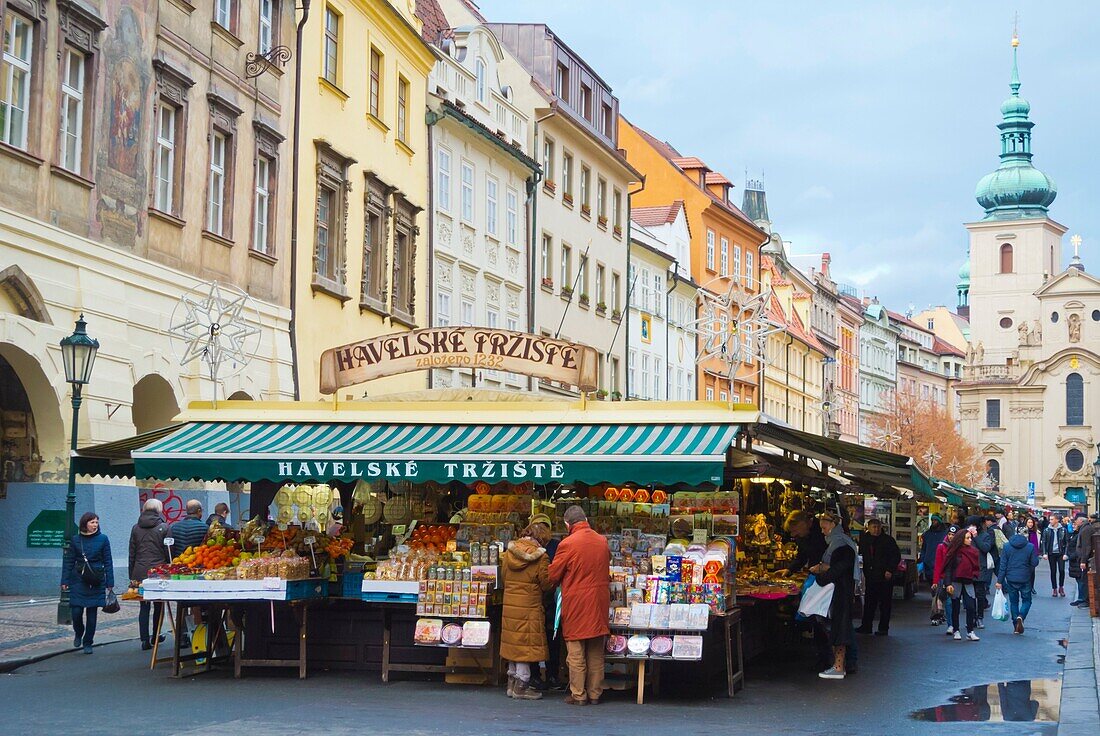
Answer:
[
  {"xmin": 974, "ymin": 41, "xmax": 1057, "ymax": 220},
  {"xmin": 957, "ymin": 258, "xmax": 970, "ymax": 283}
]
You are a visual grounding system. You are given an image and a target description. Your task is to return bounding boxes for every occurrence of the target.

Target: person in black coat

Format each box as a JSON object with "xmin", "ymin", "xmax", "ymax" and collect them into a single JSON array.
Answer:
[
  {"xmin": 856, "ymin": 518, "xmax": 901, "ymax": 635},
  {"xmin": 129, "ymin": 499, "xmax": 171, "ymax": 650},
  {"xmin": 919, "ymin": 516, "xmax": 947, "ymax": 582},
  {"xmin": 784, "ymin": 510, "xmax": 827, "ymax": 574},
  {"xmin": 1041, "ymin": 515, "xmax": 1069, "ymax": 597},
  {"xmin": 810, "ymin": 512, "xmax": 856, "ymax": 680}
]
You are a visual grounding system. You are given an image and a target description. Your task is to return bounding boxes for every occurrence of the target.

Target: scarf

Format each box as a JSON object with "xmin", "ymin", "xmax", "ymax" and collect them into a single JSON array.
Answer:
[{"xmin": 821, "ymin": 526, "xmax": 857, "ymax": 566}]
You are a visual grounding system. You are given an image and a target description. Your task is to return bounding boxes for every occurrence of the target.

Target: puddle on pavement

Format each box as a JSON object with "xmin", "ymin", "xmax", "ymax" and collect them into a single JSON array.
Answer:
[{"xmin": 911, "ymin": 679, "xmax": 1061, "ymax": 723}]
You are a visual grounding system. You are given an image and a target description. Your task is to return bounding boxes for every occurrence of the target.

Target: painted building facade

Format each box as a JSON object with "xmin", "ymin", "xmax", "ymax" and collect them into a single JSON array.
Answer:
[
  {"xmin": 294, "ymin": 0, "xmax": 435, "ymax": 399},
  {"xmin": 628, "ymin": 203, "xmax": 696, "ymax": 401},
  {"xmin": 417, "ymin": 16, "xmax": 539, "ymax": 390},
  {"xmin": 851, "ymin": 296, "xmax": 899, "ymax": 443},
  {"xmin": 957, "ymin": 39, "xmax": 1100, "ymax": 507},
  {"xmin": 619, "ymin": 120, "xmax": 767, "ymax": 404},
  {"xmin": 834, "ymin": 284, "xmax": 863, "ymax": 443}
]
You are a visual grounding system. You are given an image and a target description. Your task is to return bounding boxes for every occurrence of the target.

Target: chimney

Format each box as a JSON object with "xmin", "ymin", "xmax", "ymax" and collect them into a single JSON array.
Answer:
[{"xmin": 821, "ymin": 252, "xmax": 831, "ymax": 277}]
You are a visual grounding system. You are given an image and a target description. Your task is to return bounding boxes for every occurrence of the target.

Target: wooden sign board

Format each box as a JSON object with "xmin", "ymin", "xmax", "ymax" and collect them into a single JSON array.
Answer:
[{"xmin": 319, "ymin": 327, "xmax": 599, "ymax": 394}]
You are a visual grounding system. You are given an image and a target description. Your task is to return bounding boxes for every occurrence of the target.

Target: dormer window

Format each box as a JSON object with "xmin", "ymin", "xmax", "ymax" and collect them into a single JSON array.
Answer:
[{"xmin": 475, "ymin": 58, "xmax": 486, "ymax": 103}]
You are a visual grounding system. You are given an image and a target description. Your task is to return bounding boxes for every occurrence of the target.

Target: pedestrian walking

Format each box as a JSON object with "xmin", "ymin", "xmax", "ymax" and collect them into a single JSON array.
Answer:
[
  {"xmin": 996, "ymin": 526, "xmax": 1040, "ymax": 634},
  {"xmin": 1022, "ymin": 517, "xmax": 1041, "ymax": 555},
  {"xmin": 919, "ymin": 516, "xmax": 948, "ymax": 584},
  {"xmin": 500, "ymin": 521, "xmax": 554, "ymax": 701},
  {"xmin": 809, "ymin": 512, "xmax": 857, "ymax": 679},
  {"xmin": 547, "ymin": 506, "xmax": 610, "ymax": 705},
  {"xmin": 61, "ymin": 512, "xmax": 114, "ymax": 654},
  {"xmin": 856, "ymin": 517, "xmax": 900, "ymax": 635},
  {"xmin": 972, "ymin": 516, "xmax": 998, "ymax": 628},
  {"xmin": 1041, "ymin": 515, "xmax": 1068, "ymax": 597},
  {"xmin": 932, "ymin": 525, "xmax": 958, "ymax": 632},
  {"xmin": 129, "ymin": 498, "xmax": 171, "ymax": 650},
  {"xmin": 942, "ymin": 529, "xmax": 982, "ymax": 641}
]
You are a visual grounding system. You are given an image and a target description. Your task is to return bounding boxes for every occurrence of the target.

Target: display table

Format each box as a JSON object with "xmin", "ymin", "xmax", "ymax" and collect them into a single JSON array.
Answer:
[
  {"xmin": 141, "ymin": 578, "xmax": 326, "ymax": 679},
  {"xmin": 605, "ymin": 607, "xmax": 743, "ymax": 704}
]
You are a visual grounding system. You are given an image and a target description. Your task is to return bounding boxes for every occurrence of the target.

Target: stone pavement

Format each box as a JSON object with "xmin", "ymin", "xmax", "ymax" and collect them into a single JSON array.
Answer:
[
  {"xmin": 1056, "ymin": 604, "xmax": 1100, "ymax": 736},
  {"xmin": 0, "ymin": 595, "xmax": 138, "ymax": 670}
]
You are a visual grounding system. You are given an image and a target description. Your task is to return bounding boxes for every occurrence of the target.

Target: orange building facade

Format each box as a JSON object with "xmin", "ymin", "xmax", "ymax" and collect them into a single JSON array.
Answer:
[{"xmin": 619, "ymin": 118, "xmax": 769, "ymax": 403}]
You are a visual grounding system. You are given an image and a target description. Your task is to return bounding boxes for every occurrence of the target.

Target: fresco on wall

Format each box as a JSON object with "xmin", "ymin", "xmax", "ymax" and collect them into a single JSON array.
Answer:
[{"xmin": 95, "ymin": 3, "xmax": 154, "ymax": 250}]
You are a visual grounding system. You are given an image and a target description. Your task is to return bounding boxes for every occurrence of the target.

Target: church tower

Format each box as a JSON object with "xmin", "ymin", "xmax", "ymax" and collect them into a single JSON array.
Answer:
[{"xmin": 965, "ymin": 35, "xmax": 1066, "ymax": 366}]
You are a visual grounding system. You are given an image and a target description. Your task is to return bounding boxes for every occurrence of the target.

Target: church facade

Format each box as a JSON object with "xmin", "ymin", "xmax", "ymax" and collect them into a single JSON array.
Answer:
[{"xmin": 957, "ymin": 38, "xmax": 1100, "ymax": 510}]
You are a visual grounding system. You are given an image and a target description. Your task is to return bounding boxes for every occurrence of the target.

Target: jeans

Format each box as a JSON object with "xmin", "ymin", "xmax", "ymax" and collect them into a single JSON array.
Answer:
[
  {"xmin": 1048, "ymin": 554, "xmax": 1065, "ymax": 589},
  {"xmin": 565, "ymin": 637, "xmax": 606, "ymax": 702},
  {"xmin": 1005, "ymin": 580, "xmax": 1033, "ymax": 621},
  {"xmin": 950, "ymin": 584, "xmax": 977, "ymax": 633},
  {"xmin": 944, "ymin": 594, "xmax": 954, "ymax": 627},
  {"xmin": 861, "ymin": 580, "xmax": 893, "ymax": 632},
  {"xmin": 71, "ymin": 606, "xmax": 98, "ymax": 646},
  {"xmin": 1075, "ymin": 576, "xmax": 1089, "ymax": 604},
  {"xmin": 138, "ymin": 601, "xmax": 163, "ymax": 644}
]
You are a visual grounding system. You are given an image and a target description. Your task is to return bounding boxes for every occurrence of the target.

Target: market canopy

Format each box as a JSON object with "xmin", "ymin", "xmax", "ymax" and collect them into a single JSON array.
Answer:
[
  {"xmin": 76, "ymin": 418, "xmax": 743, "ymax": 487},
  {"xmin": 745, "ymin": 420, "xmax": 936, "ymax": 500}
]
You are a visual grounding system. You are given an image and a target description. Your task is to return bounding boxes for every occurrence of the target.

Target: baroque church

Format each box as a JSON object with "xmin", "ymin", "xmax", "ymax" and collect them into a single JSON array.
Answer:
[{"xmin": 956, "ymin": 37, "xmax": 1100, "ymax": 510}]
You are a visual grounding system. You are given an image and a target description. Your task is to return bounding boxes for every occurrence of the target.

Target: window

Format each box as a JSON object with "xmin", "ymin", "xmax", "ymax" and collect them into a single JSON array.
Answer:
[
  {"xmin": 602, "ymin": 103, "xmax": 613, "ymax": 137},
  {"xmin": 705, "ymin": 387, "xmax": 714, "ymax": 401},
  {"xmin": 460, "ymin": 161, "xmax": 474, "ymax": 222},
  {"xmin": 361, "ymin": 175, "xmax": 389, "ymax": 308},
  {"xmin": 542, "ymin": 137, "xmax": 555, "ymax": 184},
  {"xmin": 369, "ymin": 47, "xmax": 381, "ymax": 118},
  {"xmin": 486, "ymin": 306, "xmax": 499, "ymax": 329},
  {"xmin": 214, "ymin": 0, "xmax": 233, "ymax": 30},
  {"xmin": 475, "ymin": 57, "xmax": 486, "ymax": 103},
  {"xmin": 485, "ymin": 176, "xmax": 498, "ymax": 237},
  {"xmin": 985, "ymin": 398, "xmax": 1001, "ymax": 428},
  {"xmin": 436, "ymin": 147, "xmax": 451, "ymax": 211},
  {"xmin": 986, "ymin": 459, "xmax": 1000, "ymax": 490},
  {"xmin": 460, "ymin": 299, "xmax": 474, "ymax": 326},
  {"xmin": 560, "ymin": 243, "xmax": 572, "ymax": 288},
  {"xmin": 999, "ymin": 243, "xmax": 1013, "ymax": 273},
  {"xmin": 579, "ymin": 83, "xmax": 592, "ymax": 121},
  {"xmin": 706, "ymin": 230, "xmax": 715, "ymax": 270},
  {"xmin": 541, "ymin": 234, "xmax": 552, "ymax": 281},
  {"xmin": 207, "ymin": 133, "xmax": 228, "ymax": 234},
  {"xmin": 258, "ymin": 0, "xmax": 274, "ymax": 53},
  {"xmin": 640, "ymin": 354, "xmax": 650, "ymax": 399},
  {"xmin": 251, "ymin": 155, "xmax": 274, "ymax": 254},
  {"xmin": 313, "ymin": 142, "xmax": 351, "ymax": 295},
  {"xmin": 153, "ymin": 101, "xmax": 179, "ymax": 213},
  {"xmin": 999, "ymin": 316, "xmax": 1013, "ymax": 329},
  {"xmin": 391, "ymin": 194, "xmax": 419, "ymax": 320},
  {"xmin": 396, "ymin": 76, "xmax": 408, "ymax": 143},
  {"xmin": 1, "ymin": 10, "xmax": 33, "ymax": 150},
  {"xmin": 733, "ymin": 245, "xmax": 741, "ymax": 280},
  {"xmin": 323, "ymin": 6, "xmax": 339, "ymax": 85},
  {"xmin": 653, "ymin": 273, "xmax": 664, "ymax": 317},
  {"xmin": 595, "ymin": 264, "xmax": 605, "ymax": 306},
  {"xmin": 610, "ymin": 357, "xmax": 620, "ymax": 394},
  {"xmin": 562, "ymin": 151, "xmax": 573, "ymax": 200},
  {"xmin": 577, "ymin": 254, "xmax": 588, "ymax": 296},
  {"xmin": 1051, "ymin": 311, "xmax": 1060, "ymax": 323},
  {"xmin": 612, "ymin": 189, "xmax": 622, "ymax": 230},
  {"xmin": 1067, "ymin": 372, "xmax": 1084, "ymax": 426},
  {"xmin": 555, "ymin": 62, "xmax": 568, "ymax": 102},
  {"xmin": 436, "ymin": 291, "xmax": 452, "ymax": 326},
  {"xmin": 505, "ymin": 188, "xmax": 518, "ymax": 246},
  {"xmin": 580, "ymin": 166, "xmax": 590, "ymax": 209},
  {"xmin": 1066, "ymin": 449, "xmax": 1085, "ymax": 472},
  {"xmin": 653, "ymin": 357, "xmax": 662, "ymax": 400},
  {"xmin": 58, "ymin": 49, "xmax": 85, "ymax": 173},
  {"xmin": 597, "ymin": 177, "xmax": 606, "ymax": 219},
  {"xmin": 611, "ymin": 272, "xmax": 620, "ymax": 313},
  {"xmin": 745, "ymin": 251, "xmax": 754, "ymax": 288},
  {"xmin": 720, "ymin": 237, "xmax": 729, "ymax": 275},
  {"xmin": 628, "ymin": 350, "xmax": 637, "ymax": 395}
]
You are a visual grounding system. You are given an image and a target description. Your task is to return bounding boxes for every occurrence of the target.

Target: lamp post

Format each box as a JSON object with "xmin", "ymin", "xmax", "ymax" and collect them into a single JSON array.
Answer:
[
  {"xmin": 1092, "ymin": 443, "xmax": 1100, "ymax": 515},
  {"xmin": 57, "ymin": 314, "xmax": 99, "ymax": 624}
]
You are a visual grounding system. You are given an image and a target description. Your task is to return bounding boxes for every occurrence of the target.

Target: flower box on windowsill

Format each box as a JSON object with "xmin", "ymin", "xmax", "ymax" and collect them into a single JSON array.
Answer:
[
  {"xmin": 578, "ymin": 294, "xmax": 590, "ymax": 309},
  {"xmin": 560, "ymin": 286, "xmax": 573, "ymax": 300},
  {"xmin": 596, "ymin": 389, "xmax": 609, "ymax": 400},
  {"xmin": 580, "ymin": 204, "xmax": 592, "ymax": 219},
  {"xmin": 596, "ymin": 302, "xmax": 607, "ymax": 315},
  {"xmin": 613, "ymin": 225, "xmax": 623, "ymax": 239},
  {"xmin": 611, "ymin": 391, "xmax": 623, "ymax": 401},
  {"xmin": 563, "ymin": 193, "xmax": 574, "ymax": 208},
  {"xmin": 540, "ymin": 277, "xmax": 554, "ymax": 292},
  {"xmin": 597, "ymin": 215, "xmax": 608, "ymax": 230},
  {"xmin": 611, "ymin": 309, "xmax": 622, "ymax": 323},
  {"xmin": 543, "ymin": 180, "xmax": 557, "ymax": 195}
]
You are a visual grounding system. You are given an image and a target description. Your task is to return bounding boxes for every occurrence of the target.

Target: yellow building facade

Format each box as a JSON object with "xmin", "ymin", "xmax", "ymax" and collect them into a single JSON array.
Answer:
[{"xmin": 294, "ymin": 0, "xmax": 436, "ymax": 399}]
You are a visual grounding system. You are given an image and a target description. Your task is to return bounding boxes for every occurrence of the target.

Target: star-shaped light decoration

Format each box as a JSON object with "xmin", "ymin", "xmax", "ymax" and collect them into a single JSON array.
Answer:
[
  {"xmin": 922, "ymin": 443, "xmax": 942, "ymax": 476},
  {"xmin": 874, "ymin": 427, "xmax": 902, "ymax": 452},
  {"xmin": 946, "ymin": 457, "xmax": 963, "ymax": 480},
  {"xmin": 169, "ymin": 281, "xmax": 260, "ymax": 387}
]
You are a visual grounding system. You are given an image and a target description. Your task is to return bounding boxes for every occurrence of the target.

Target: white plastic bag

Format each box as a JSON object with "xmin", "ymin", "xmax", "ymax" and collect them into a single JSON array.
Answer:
[
  {"xmin": 797, "ymin": 581, "xmax": 835, "ymax": 619},
  {"xmin": 991, "ymin": 588, "xmax": 1009, "ymax": 621}
]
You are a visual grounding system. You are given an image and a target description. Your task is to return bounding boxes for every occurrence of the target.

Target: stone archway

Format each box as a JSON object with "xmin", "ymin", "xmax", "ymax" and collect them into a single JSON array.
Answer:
[
  {"xmin": 0, "ymin": 265, "xmax": 52, "ymax": 324},
  {"xmin": 132, "ymin": 374, "xmax": 181, "ymax": 433},
  {"xmin": 0, "ymin": 344, "xmax": 65, "ymax": 484}
]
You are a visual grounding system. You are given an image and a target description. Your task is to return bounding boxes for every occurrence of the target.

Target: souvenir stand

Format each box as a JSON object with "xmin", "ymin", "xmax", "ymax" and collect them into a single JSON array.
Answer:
[{"xmin": 74, "ymin": 394, "xmax": 759, "ymax": 700}]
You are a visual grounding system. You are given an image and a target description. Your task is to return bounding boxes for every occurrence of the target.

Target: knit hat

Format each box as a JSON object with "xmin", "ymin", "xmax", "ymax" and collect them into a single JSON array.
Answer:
[{"xmin": 528, "ymin": 513, "xmax": 553, "ymax": 528}]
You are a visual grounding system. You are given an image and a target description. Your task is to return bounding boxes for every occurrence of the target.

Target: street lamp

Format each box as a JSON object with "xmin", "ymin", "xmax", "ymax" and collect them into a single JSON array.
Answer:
[
  {"xmin": 57, "ymin": 314, "xmax": 98, "ymax": 624},
  {"xmin": 1092, "ymin": 443, "xmax": 1100, "ymax": 515}
]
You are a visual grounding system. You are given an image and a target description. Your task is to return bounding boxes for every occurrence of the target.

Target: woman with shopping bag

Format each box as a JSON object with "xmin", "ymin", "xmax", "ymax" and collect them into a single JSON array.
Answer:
[
  {"xmin": 60, "ymin": 512, "xmax": 115, "ymax": 654},
  {"xmin": 808, "ymin": 512, "xmax": 857, "ymax": 680}
]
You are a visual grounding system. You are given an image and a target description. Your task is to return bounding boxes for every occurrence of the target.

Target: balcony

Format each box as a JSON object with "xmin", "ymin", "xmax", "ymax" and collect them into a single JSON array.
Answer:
[{"xmin": 961, "ymin": 363, "xmax": 1022, "ymax": 384}]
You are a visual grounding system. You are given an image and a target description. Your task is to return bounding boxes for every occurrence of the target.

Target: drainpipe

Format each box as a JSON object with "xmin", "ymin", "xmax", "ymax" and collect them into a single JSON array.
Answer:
[
  {"xmin": 784, "ymin": 333, "xmax": 793, "ymax": 424},
  {"xmin": 529, "ymin": 111, "xmax": 554, "ymax": 393},
  {"xmin": 619, "ymin": 176, "xmax": 645, "ymax": 400},
  {"xmin": 287, "ymin": 0, "xmax": 312, "ymax": 401},
  {"xmin": 425, "ymin": 111, "xmax": 439, "ymax": 389},
  {"xmin": 666, "ymin": 262, "xmax": 678, "ymax": 400}
]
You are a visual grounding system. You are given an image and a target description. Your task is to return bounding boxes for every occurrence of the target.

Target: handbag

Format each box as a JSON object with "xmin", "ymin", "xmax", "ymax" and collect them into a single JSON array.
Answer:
[
  {"xmin": 77, "ymin": 539, "xmax": 105, "ymax": 587},
  {"xmin": 797, "ymin": 581, "xmax": 835, "ymax": 620},
  {"xmin": 102, "ymin": 588, "xmax": 120, "ymax": 614}
]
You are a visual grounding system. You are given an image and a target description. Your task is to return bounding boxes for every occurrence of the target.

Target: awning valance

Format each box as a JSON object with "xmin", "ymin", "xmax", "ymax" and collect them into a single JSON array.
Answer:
[{"xmin": 86, "ymin": 421, "xmax": 740, "ymax": 487}]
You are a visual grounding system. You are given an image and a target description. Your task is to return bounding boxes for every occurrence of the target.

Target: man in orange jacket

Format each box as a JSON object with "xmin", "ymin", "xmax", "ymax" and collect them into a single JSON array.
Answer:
[{"xmin": 548, "ymin": 505, "xmax": 611, "ymax": 705}]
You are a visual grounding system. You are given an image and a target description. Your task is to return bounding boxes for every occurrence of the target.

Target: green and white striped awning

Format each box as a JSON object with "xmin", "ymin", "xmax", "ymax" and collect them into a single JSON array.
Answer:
[{"xmin": 128, "ymin": 422, "xmax": 739, "ymax": 486}]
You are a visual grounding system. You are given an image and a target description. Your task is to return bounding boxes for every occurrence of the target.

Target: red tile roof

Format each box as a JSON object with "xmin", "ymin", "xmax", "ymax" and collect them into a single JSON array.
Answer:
[
  {"xmin": 631, "ymin": 201, "xmax": 685, "ymax": 227},
  {"xmin": 414, "ymin": 0, "xmax": 450, "ymax": 43},
  {"xmin": 933, "ymin": 336, "xmax": 966, "ymax": 357},
  {"xmin": 705, "ymin": 171, "xmax": 732, "ymax": 185},
  {"xmin": 671, "ymin": 156, "xmax": 708, "ymax": 170}
]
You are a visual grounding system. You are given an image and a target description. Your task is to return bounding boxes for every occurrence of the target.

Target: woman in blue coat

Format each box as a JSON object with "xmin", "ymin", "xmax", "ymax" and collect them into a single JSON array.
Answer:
[{"xmin": 61, "ymin": 512, "xmax": 114, "ymax": 654}]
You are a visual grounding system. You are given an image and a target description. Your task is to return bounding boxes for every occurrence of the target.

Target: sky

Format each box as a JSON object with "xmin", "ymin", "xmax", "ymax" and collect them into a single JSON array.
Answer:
[{"xmin": 475, "ymin": 0, "xmax": 1099, "ymax": 313}]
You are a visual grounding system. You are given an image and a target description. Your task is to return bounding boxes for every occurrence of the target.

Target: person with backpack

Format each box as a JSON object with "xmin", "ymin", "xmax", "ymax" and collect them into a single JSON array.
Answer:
[{"xmin": 61, "ymin": 512, "xmax": 114, "ymax": 654}]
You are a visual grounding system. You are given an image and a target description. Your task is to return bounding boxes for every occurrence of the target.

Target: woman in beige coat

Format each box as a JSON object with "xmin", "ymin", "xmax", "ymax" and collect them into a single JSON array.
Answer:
[{"xmin": 500, "ymin": 522, "xmax": 553, "ymax": 700}]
